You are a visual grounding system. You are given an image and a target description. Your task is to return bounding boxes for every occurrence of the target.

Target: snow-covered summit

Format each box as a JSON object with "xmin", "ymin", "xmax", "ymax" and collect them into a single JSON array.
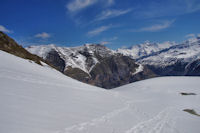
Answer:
[
  {"xmin": 117, "ymin": 41, "xmax": 176, "ymax": 59},
  {"xmin": 137, "ymin": 37, "xmax": 200, "ymax": 66},
  {"xmin": 26, "ymin": 44, "xmax": 116, "ymax": 74},
  {"xmin": 117, "ymin": 37, "xmax": 200, "ymax": 67}
]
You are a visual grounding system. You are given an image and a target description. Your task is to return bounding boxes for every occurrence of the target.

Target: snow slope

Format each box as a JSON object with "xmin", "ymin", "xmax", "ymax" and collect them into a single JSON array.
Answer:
[{"xmin": 0, "ymin": 50, "xmax": 200, "ymax": 133}]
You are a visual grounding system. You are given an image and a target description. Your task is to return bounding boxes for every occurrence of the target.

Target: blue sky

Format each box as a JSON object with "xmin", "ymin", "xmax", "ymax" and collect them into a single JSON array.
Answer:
[{"xmin": 0, "ymin": 0, "xmax": 200, "ymax": 49}]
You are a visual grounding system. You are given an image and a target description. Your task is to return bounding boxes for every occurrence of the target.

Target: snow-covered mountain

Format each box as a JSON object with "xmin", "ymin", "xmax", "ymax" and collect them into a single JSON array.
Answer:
[
  {"xmin": 118, "ymin": 37, "xmax": 200, "ymax": 76},
  {"xmin": 26, "ymin": 44, "xmax": 155, "ymax": 89},
  {"xmin": 117, "ymin": 41, "xmax": 176, "ymax": 59},
  {"xmin": 138, "ymin": 37, "xmax": 200, "ymax": 66},
  {"xmin": 26, "ymin": 36, "xmax": 200, "ymax": 87},
  {"xmin": 27, "ymin": 44, "xmax": 115, "ymax": 74},
  {"xmin": 1, "ymin": 50, "xmax": 200, "ymax": 133}
]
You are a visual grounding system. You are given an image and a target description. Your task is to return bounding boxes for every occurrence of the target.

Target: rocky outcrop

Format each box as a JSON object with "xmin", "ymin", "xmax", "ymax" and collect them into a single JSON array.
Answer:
[
  {"xmin": 46, "ymin": 50, "xmax": 65, "ymax": 72},
  {"xmin": 64, "ymin": 66, "xmax": 90, "ymax": 83}
]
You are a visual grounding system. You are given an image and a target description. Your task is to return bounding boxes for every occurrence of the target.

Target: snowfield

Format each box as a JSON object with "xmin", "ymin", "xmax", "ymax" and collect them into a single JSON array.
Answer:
[{"xmin": 0, "ymin": 50, "xmax": 200, "ymax": 133}]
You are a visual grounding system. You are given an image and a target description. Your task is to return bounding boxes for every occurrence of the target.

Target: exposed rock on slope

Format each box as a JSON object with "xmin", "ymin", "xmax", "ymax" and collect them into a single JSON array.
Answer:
[
  {"xmin": 45, "ymin": 49, "xmax": 66, "ymax": 72},
  {"xmin": 89, "ymin": 55, "xmax": 155, "ymax": 88}
]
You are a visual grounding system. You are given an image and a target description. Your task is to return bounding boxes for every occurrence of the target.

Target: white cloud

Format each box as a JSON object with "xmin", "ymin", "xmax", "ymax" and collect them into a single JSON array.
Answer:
[
  {"xmin": 66, "ymin": 0, "xmax": 98, "ymax": 12},
  {"xmin": 100, "ymin": 36, "xmax": 118, "ymax": 45},
  {"xmin": 66, "ymin": 0, "xmax": 115, "ymax": 13},
  {"xmin": 95, "ymin": 9, "xmax": 132, "ymax": 21},
  {"xmin": 184, "ymin": 0, "xmax": 200, "ymax": 13},
  {"xmin": 133, "ymin": 0, "xmax": 200, "ymax": 19},
  {"xmin": 35, "ymin": 32, "xmax": 51, "ymax": 39},
  {"xmin": 100, "ymin": 41, "xmax": 110, "ymax": 45},
  {"xmin": 135, "ymin": 20, "xmax": 175, "ymax": 32},
  {"xmin": 107, "ymin": 0, "xmax": 115, "ymax": 6},
  {"xmin": 185, "ymin": 34, "xmax": 196, "ymax": 38},
  {"xmin": 0, "ymin": 25, "xmax": 12, "ymax": 33},
  {"xmin": 197, "ymin": 34, "xmax": 200, "ymax": 37},
  {"xmin": 87, "ymin": 25, "xmax": 112, "ymax": 36},
  {"xmin": 121, "ymin": 46, "xmax": 128, "ymax": 49},
  {"xmin": 109, "ymin": 36, "xmax": 118, "ymax": 41}
]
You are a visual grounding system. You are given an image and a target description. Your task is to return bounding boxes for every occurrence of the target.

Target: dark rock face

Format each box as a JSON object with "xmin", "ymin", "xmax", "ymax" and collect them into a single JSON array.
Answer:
[
  {"xmin": 46, "ymin": 50, "xmax": 65, "ymax": 72},
  {"xmin": 130, "ymin": 66, "xmax": 157, "ymax": 82},
  {"xmin": 88, "ymin": 55, "xmax": 156, "ymax": 89},
  {"xmin": 64, "ymin": 66, "xmax": 90, "ymax": 83},
  {"xmin": 89, "ymin": 55, "xmax": 137, "ymax": 88}
]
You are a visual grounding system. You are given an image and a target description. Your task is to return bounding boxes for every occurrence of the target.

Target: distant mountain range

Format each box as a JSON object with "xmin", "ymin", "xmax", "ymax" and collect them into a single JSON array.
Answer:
[
  {"xmin": 0, "ymin": 31, "xmax": 199, "ymax": 89},
  {"xmin": 118, "ymin": 37, "xmax": 200, "ymax": 76}
]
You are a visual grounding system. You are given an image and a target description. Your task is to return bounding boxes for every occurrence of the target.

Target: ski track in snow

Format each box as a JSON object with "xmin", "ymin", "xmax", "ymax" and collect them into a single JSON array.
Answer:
[
  {"xmin": 57, "ymin": 101, "xmax": 177, "ymax": 133},
  {"xmin": 58, "ymin": 101, "xmax": 132, "ymax": 133},
  {"xmin": 125, "ymin": 107, "xmax": 179, "ymax": 133}
]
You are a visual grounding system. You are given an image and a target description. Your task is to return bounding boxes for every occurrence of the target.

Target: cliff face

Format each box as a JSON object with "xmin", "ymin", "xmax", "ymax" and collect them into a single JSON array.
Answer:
[
  {"xmin": 88, "ymin": 55, "xmax": 156, "ymax": 89},
  {"xmin": 45, "ymin": 50, "xmax": 66, "ymax": 72}
]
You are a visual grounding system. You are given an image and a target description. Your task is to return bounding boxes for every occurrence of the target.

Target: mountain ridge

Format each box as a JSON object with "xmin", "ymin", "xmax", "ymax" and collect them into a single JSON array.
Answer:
[{"xmin": 26, "ymin": 44, "xmax": 156, "ymax": 89}]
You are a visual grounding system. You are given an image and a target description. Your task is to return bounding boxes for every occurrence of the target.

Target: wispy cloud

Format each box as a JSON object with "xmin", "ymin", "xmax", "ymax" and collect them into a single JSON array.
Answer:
[
  {"xmin": 35, "ymin": 32, "xmax": 51, "ymax": 39},
  {"xmin": 184, "ymin": 0, "xmax": 200, "ymax": 13},
  {"xmin": 100, "ymin": 36, "xmax": 118, "ymax": 45},
  {"xmin": 100, "ymin": 41, "xmax": 110, "ymax": 45},
  {"xmin": 0, "ymin": 25, "xmax": 12, "ymax": 33},
  {"xmin": 185, "ymin": 33, "xmax": 200, "ymax": 38},
  {"xmin": 95, "ymin": 9, "xmax": 132, "ymax": 21},
  {"xmin": 87, "ymin": 25, "xmax": 112, "ymax": 36},
  {"xmin": 66, "ymin": 0, "xmax": 115, "ymax": 13},
  {"xmin": 185, "ymin": 33, "xmax": 196, "ymax": 38},
  {"xmin": 133, "ymin": 0, "xmax": 200, "ymax": 19},
  {"xmin": 134, "ymin": 20, "xmax": 175, "ymax": 32},
  {"xmin": 106, "ymin": 0, "xmax": 115, "ymax": 6},
  {"xmin": 66, "ymin": 0, "xmax": 98, "ymax": 13}
]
